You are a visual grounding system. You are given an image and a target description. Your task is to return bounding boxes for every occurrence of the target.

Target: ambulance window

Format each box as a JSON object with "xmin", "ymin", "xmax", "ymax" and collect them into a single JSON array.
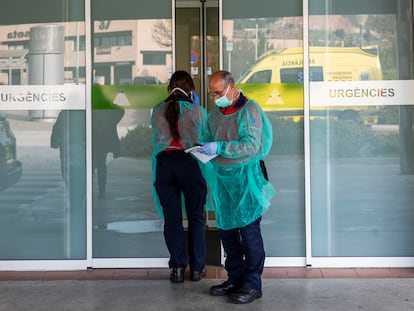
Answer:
[
  {"xmin": 245, "ymin": 70, "xmax": 272, "ymax": 83},
  {"xmin": 280, "ymin": 66, "xmax": 323, "ymax": 83},
  {"xmin": 309, "ymin": 66, "xmax": 324, "ymax": 81},
  {"xmin": 281, "ymin": 68, "xmax": 302, "ymax": 83}
]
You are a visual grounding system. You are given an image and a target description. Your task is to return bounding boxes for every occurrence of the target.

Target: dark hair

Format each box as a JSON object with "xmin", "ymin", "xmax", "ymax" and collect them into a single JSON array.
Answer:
[{"xmin": 165, "ymin": 70, "xmax": 195, "ymax": 141}]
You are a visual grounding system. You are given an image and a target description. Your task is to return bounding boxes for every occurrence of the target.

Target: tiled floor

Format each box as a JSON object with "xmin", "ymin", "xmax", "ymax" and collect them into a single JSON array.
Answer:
[{"xmin": 1, "ymin": 267, "xmax": 414, "ymax": 281}]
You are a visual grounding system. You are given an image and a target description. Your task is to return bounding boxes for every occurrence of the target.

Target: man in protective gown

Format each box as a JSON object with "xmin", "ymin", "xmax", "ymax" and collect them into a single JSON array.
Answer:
[{"xmin": 198, "ymin": 70, "xmax": 276, "ymax": 304}]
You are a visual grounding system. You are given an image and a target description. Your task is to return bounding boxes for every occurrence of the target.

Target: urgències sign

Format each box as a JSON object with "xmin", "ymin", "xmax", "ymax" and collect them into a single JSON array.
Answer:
[
  {"xmin": 0, "ymin": 85, "xmax": 86, "ymax": 110},
  {"xmin": 310, "ymin": 80, "xmax": 414, "ymax": 107}
]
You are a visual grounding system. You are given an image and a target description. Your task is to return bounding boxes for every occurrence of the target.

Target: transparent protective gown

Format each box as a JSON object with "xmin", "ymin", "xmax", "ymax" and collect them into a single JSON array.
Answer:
[
  {"xmin": 151, "ymin": 100, "xmax": 207, "ymax": 217},
  {"xmin": 204, "ymin": 99, "xmax": 277, "ymax": 230}
]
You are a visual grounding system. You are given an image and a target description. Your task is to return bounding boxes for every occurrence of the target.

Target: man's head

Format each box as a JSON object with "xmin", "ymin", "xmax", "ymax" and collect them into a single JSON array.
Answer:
[{"xmin": 208, "ymin": 70, "xmax": 239, "ymax": 108}]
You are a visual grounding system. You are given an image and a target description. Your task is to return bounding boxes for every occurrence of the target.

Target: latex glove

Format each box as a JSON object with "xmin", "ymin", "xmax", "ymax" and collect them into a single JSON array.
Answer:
[
  {"xmin": 191, "ymin": 91, "xmax": 200, "ymax": 105},
  {"xmin": 198, "ymin": 142, "xmax": 218, "ymax": 155}
]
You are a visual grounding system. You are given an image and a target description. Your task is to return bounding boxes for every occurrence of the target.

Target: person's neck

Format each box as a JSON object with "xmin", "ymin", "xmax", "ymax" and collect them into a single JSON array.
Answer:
[{"xmin": 230, "ymin": 91, "xmax": 240, "ymax": 106}]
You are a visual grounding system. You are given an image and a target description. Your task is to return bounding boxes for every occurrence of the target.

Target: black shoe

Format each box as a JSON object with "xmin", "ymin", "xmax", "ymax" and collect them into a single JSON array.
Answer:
[
  {"xmin": 170, "ymin": 266, "xmax": 185, "ymax": 283},
  {"xmin": 210, "ymin": 281, "xmax": 241, "ymax": 296},
  {"xmin": 190, "ymin": 269, "xmax": 206, "ymax": 281},
  {"xmin": 231, "ymin": 287, "xmax": 262, "ymax": 304}
]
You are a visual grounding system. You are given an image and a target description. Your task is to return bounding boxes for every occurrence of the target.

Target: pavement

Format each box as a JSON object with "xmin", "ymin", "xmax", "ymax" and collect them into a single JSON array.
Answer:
[
  {"xmin": 1, "ymin": 266, "xmax": 414, "ymax": 311},
  {"xmin": 2, "ymin": 110, "xmax": 414, "ymax": 311},
  {"xmin": 1, "ymin": 277, "xmax": 414, "ymax": 311}
]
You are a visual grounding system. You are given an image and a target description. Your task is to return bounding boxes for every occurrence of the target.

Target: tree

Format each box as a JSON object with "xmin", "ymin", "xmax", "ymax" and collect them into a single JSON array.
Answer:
[{"xmin": 152, "ymin": 20, "xmax": 172, "ymax": 48}]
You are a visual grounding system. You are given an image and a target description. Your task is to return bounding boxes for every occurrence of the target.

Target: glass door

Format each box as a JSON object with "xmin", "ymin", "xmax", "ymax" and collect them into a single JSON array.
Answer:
[
  {"xmin": 92, "ymin": 0, "xmax": 222, "ymax": 268},
  {"xmin": 0, "ymin": 0, "xmax": 87, "ymax": 270},
  {"xmin": 175, "ymin": 0, "xmax": 221, "ymax": 264},
  {"xmin": 307, "ymin": 0, "xmax": 414, "ymax": 266},
  {"xmin": 91, "ymin": 0, "xmax": 173, "ymax": 267},
  {"xmin": 221, "ymin": 0, "xmax": 307, "ymax": 266}
]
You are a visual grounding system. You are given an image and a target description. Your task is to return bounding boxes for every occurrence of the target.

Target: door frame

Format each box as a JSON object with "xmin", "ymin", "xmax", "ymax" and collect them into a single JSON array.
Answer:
[{"xmin": 175, "ymin": 0, "xmax": 219, "ymax": 109}]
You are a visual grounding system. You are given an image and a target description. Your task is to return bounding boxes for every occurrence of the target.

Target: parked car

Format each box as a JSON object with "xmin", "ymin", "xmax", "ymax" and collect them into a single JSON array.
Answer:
[
  {"xmin": 0, "ymin": 111, "xmax": 22, "ymax": 191},
  {"xmin": 133, "ymin": 76, "xmax": 162, "ymax": 84}
]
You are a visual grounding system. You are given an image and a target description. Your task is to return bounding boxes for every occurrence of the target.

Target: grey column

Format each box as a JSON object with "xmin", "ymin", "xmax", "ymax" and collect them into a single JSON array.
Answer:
[{"xmin": 28, "ymin": 24, "xmax": 64, "ymax": 120}]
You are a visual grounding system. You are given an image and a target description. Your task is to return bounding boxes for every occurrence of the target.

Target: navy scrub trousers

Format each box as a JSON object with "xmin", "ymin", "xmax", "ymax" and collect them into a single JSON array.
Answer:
[
  {"xmin": 219, "ymin": 217, "xmax": 265, "ymax": 291},
  {"xmin": 155, "ymin": 150, "xmax": 207, "ymax": 273}
]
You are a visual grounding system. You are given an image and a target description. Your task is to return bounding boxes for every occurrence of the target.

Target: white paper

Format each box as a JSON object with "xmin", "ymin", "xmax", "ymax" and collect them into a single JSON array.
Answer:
[
  {"xmin": 185, "ymin": 145, "xmax": 202, "ymax": 153},
  {"xmin": 185, "ymin": 146, "xmax": 217, "ymax": 164}
]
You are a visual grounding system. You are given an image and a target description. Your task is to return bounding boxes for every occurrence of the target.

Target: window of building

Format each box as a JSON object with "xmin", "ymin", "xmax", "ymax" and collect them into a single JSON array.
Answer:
[
  {"xmin": 68, "ymin": 36, "xmax": 86, "ymax": 51},
  {"xmin": 141, "ymin": 51, "xmax": 168, "ymax": 65},
  {"xmin": 94, "ymin": 31, "xmax": 132, "ymax": 48},
  {"xmin": 8, "ymin": 42, "xmax": 29, "ymax": 50}
]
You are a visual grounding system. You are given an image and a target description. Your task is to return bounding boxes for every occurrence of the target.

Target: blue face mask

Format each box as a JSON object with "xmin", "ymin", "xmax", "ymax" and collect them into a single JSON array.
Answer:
[{"xmin": 214, "ymin": 85, "xmax": 232, "ymax": 108}]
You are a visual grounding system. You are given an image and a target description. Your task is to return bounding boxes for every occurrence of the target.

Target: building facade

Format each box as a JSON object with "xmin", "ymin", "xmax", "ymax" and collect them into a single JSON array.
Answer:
[{"xmin": 0, "ymin": 0, "xmax": 413, "ymax": 270}]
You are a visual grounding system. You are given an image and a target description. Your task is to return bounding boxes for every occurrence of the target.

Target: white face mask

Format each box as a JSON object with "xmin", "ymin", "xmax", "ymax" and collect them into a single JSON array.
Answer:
[{"xmin": 170, "ymin": 87, "xmax": 189, "ymax": 97}]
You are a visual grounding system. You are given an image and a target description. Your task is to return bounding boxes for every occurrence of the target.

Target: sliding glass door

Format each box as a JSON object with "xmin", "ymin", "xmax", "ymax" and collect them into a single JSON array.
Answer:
[{"xmin": 308, "ymin": 0, "xmax": 414, "ymax": 266}]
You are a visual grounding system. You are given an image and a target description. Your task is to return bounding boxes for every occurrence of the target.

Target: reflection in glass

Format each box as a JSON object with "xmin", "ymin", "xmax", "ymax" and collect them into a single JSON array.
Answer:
[
  {"xmin": 0, "ymin": 109, "xmax": 86, "ymax": 260},
  {"xmin": 0, "ymin": 22, "xmax": 86, "ymax": 86},
  {"xmin": 0, "ymin": 0, "xmax": 86, "ymax": 260},
  {"xmin": 223, "ymin": 16, "xmax": 306, "ymax": 257},
  {"xmin": 0, "ymin": 111, "xmax": 22, "ymax": 192},
  {"xmin": 92, "ymin": 19, "xmax": 171, "ymax": 85},
  {"xmin": 91, "ymin": 18, "xmax": 172, "ymax": 259},
  {"xmin": 309, "ymin": 10, "xmax": 414, "ymax": 257},
  {"xmin": 92, "ymin": 95, "xmax": 125, "ymax": 199}
]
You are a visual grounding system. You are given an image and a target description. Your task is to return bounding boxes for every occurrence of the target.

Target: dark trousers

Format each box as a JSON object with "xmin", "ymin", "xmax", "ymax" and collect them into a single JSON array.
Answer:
[
  {"xmin": 155, "ymin": 150, "xmax": 207, "ymax": 272},
  {"xmin": 219, "ymin": 217, "xmax": 265, "ymax": 291}
]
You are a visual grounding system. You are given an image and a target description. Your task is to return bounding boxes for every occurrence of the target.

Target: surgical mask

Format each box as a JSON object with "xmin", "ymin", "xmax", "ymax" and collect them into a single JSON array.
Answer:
[
  {"xmin": 170, "ymin": 87, "xmax": 189, "ymax": 97},
  {"xmin": 214, "ymin": 85, "xmax": 232, "ymax": 108}
]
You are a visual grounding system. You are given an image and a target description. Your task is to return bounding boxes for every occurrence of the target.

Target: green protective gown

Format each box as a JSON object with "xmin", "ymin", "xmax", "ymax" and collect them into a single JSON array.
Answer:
[
  {"xmin": 151, "ymin": 99, "xmax": 207, "ymax": 218},
  {"xmin": 203, "ymin": 98, "xmax": 277, "ymax": 230}
]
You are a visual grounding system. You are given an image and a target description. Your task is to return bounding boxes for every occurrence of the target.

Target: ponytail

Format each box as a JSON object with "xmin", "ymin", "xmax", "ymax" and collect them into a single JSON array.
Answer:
[{"xmin": 165, "ymin": 95, "xmax": 180, "ymax": 141}]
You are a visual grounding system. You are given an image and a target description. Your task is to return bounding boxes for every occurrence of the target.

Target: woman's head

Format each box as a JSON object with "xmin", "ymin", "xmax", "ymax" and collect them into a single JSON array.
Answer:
[
  {"xmin": 164, "ymin": 71, "xmax": 195, "ymax": 141},
  {"xmin": 168, "ymin": 70, "xmax": 195, "ymax": 97}
]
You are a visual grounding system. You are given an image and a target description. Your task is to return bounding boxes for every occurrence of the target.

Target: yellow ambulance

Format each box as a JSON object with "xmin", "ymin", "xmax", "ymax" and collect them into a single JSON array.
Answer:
[{"xmin": 237, "ymin": 46, "xmax": 383, "ymax": 123}]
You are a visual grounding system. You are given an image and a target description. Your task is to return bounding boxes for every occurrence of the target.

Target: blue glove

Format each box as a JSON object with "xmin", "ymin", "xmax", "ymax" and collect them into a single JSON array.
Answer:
[
  {"xmin": 198, "ymin": 142, "xmax": 218, "ymax": 155},
  {"xmin": 191, "ymin": 91, "xmax": 200, "ymax": 105}
]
